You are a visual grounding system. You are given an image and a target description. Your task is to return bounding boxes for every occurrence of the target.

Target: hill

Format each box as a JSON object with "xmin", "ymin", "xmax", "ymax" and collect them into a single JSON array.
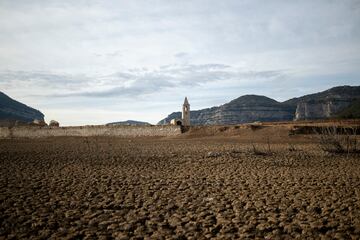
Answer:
[
  {"xmin": 159, "ymin": 95, "xmax": 295, "ymax": 125},
  {"xmin": 0, "ymin": 92, "xmax": 44, "ymax": 125},
  {"xmin": 158, "ymin": 86, "xmax": 360, "ymax": 125},
  {"xmin": 336, "ymin": 99, "xmax": 360, "ymax": 119},
  {"xmin": 106, "ymin": 120, "xmax": 151, "ymax": 126}
]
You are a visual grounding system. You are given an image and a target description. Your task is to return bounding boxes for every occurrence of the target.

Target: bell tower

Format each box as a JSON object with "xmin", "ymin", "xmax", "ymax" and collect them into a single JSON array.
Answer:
[{"xmin": 182, "ymin": 97, "xmax": 190, "ymax": 126}]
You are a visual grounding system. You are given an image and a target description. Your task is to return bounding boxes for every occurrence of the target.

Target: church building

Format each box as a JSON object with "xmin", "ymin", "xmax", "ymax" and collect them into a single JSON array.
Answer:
[{"xmin": 170, "ymin": 97, "xmax": 191, "ymax": 126}]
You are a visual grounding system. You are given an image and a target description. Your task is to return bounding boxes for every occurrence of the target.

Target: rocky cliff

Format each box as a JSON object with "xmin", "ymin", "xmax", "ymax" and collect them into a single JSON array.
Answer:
[
  {"xmin": 159, "ymin": 86, "xmax": 360, "ymax": 125},
  {"xmin": 0, "ymin": 92, "xmax": 44, "ymax": 124},
  {"xmin": 285, "ymin": 86, "xmax": 360, "ymax": 120}
]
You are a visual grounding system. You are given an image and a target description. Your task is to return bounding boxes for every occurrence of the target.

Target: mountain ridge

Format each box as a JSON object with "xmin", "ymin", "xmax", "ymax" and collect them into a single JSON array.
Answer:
[
  {"xmin": 106, "ymin": 120, "xmax": 151, "ymax": 126},
  {"xmin": 158, "ymin": 85, "xmax": 360, "ymax": 125}
]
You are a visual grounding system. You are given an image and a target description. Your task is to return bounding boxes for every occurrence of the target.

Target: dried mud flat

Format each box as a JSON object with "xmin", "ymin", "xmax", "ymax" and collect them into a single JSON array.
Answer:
[{"xmin": 1, "ymin": 133, "xmax": 360, "ymax": 239}]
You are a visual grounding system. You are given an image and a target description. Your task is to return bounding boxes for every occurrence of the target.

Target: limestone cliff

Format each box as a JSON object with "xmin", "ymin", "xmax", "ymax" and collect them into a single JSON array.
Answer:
[
  {"xmin": 285, "ymin": 86, "xmax": 360, "ymax": 120},
  {"xmin": 294, "ymin": 100, "xmax": 353, "ymax": 120}
]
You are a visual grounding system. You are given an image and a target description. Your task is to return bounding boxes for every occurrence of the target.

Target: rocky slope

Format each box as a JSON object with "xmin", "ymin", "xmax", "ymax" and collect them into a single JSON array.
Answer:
[
  {"xmin": 285, "ymin": 86, "xmax": 360, "ymax": 120},
  {"xmin": 0, "ymin": 92, "xmax": 44, "ymax": 124},
  {"xmin": 335, "ymin": 99, "xmax": 360, "ymax": 119},
  {"xmin": 158, "ymin": 86, "xmax": 360, "ymax": 125}
]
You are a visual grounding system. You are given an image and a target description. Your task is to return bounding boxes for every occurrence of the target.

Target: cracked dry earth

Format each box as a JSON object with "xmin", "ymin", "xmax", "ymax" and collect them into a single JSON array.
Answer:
[{"xmin": 1, "ymin": 136, "xmax": 360, "ymax": 239}]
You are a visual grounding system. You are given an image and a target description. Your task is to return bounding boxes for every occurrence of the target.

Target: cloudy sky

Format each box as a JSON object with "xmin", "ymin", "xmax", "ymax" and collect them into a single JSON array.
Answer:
[{"xmin": 0, "ymin": 0, "xmax": 359, "ymax": 125}]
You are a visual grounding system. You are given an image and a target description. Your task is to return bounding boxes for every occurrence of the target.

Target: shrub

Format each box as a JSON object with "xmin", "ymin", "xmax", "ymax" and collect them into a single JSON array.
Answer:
[
  {"xmin": 250, "ymin": 139, "xmax": 273, "ymax": 156},
  {"xmin": 317, "ymin": 126, "xmax": 358, "ymax": 154}
]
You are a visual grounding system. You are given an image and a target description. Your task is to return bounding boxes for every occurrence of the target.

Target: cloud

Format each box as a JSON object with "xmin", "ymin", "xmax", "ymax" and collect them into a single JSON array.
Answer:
[
  {"xmin": 0, "ymin": 70, "xmax": 91, "ymax": 91},
  {"xmin": 174, "ymin": 52, "xmax": 188, "ymax": 59},
  {"xmin": 0, "ymin": 0, "xmax": 359, "ymax": 125},
  {"xmin": 77, "ymin": 66, "xmax": 285, "ymax": 98},
  {"xmin": 0, "ymin": 65, "xmax": 287, "ymax": 98},
  {"xmin": 1, "ymin": 0, "xmax": 359, "ymax": 72}
]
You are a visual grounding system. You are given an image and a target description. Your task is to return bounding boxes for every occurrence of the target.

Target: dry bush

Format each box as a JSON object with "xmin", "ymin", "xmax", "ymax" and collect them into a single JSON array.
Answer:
[
  {"xmin": 316, "ymin": 126, "xmax": 359, "ymax": 154},
  {"xmin": 250, "ymin": 144, "xmax": 267, "ymax": 155},
  {"xmin": 288, "ymin": 143, "xmax": 297, "ymax": 152},
  {"xmin": 250, "ymin": 138, "xmax": 273, "ymax": 156}
]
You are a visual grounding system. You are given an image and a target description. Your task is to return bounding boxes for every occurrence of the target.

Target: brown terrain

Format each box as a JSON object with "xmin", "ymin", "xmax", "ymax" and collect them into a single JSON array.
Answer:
[{"xmin": 1, "ymin": 122, "xmax": 360, "ymax": 239}]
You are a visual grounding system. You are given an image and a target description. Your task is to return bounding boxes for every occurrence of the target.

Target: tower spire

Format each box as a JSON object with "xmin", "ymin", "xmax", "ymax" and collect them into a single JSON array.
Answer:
[
  {"xmin": 182, "ymin": 97, "xmax": 190, "ymax": 126},
  {"xmin": 184, "ymin": 96, "xmax": 189, "ymax": 105}
]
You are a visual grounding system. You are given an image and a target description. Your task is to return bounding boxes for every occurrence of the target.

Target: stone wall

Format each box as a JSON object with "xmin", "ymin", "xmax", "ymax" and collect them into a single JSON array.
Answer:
[
  {"xmin": 0, "ymin": 125, "xmax": 182, "ymax": 138},
  {"xmin": 0, "ymin": 127, "xmax": 10, "ymax": 138}
]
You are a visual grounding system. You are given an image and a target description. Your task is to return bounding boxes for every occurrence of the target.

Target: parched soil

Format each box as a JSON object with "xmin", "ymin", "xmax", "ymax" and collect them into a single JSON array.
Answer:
[{"xmin": 1, "ymin": 134, "xmax": 360, "ymax": 239}]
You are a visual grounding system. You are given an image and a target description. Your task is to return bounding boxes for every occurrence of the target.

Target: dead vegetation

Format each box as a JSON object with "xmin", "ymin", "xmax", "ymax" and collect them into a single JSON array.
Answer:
[
  {"xmin": 249, "ymin": 140, "xmax": 273, "ymax": 156},
  {"xmin": 287, "ymin": 124, "xmax": 360, "ymax": 155},
  {"xmin": 315, "ymin": 126, "xmax": 359, "ymax": 154}
]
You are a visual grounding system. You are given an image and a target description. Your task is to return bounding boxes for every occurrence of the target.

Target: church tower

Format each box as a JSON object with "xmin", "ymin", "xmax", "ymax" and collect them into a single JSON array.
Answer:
[{"xmin": 182, "ymin": 97, "xmax": 190, "ymax": 126}]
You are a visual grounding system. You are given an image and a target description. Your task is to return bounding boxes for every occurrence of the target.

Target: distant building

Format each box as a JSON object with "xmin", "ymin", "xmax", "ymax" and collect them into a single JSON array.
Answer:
[
  {"xmin": 170, "ymin": 97, "xmax": 191, "ymax": 126},
  {"xmin": 49, "ymin": 120, "xmax": 60, "ymax": 127},
  {"xmin": 170, "ymin": 119, "xmax": 182, "ymax": 126},
  {"xmin": 182, "ymin": 97, "xmax": 190, "ymax": 126}
]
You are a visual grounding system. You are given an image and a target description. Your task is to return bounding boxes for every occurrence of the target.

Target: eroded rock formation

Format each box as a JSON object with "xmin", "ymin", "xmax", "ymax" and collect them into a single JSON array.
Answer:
[{"xmin": 288, "ymin": 86, "xmax": 360, "ymax": 120}]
